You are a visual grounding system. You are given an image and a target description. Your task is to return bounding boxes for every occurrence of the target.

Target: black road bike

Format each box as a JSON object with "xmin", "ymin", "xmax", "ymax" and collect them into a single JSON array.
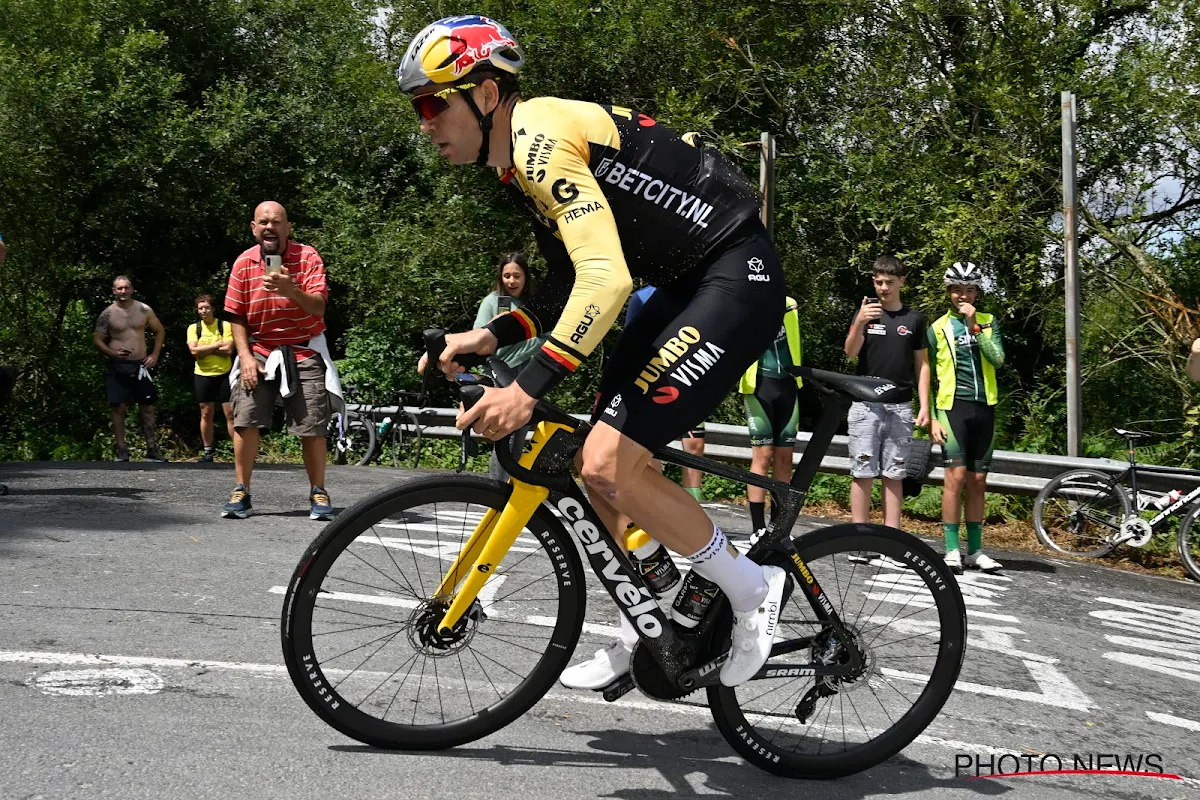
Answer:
[
  {"xmin": 327, "ymin": 387, "xmax": 426, "ymax": 469},
  {"xmin": 281, "ymin": 330, "xmax": 967, "ymax": 779},
  {"xmin": 1033, "ymin": 427, "xmax": 1200, "ymax": 581}
]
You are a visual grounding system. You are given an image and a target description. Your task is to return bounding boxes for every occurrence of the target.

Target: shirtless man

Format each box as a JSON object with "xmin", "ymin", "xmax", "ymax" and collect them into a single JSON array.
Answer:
[{"xmin": 93, "ymin": 275, "xmax": 167, "ymax": 462}]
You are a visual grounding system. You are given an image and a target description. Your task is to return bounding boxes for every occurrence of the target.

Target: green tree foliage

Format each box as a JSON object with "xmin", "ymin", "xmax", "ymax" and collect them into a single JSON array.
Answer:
[{"xmin": 0, "ymin": 0, "xmax": 1197, "ymax": 465}]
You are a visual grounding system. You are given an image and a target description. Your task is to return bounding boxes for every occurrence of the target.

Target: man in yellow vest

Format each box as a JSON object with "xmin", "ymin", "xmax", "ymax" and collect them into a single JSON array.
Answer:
[
  {"xmin": 739, "ymin": 296, "xmax": 802, "ymax": 538},
  {"xmin": 928, "ymin": 262, "xmax": 1005, "ymax": 574},
  {"xmin": 187, "ymin": 294, "xmax": 235, "ymax": 462}
]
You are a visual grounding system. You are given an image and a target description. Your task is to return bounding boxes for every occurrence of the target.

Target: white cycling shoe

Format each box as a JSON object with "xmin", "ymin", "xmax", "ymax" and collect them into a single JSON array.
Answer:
[
  {"xmin": 559, "ymin": 640, "xmax": 632, "ymax": 690},
  {"xmin": 964, "ymin": 550, "xmax": 1003, "ymax": 573},
  {"xmin": 720, "ymin": 565, "xmax": 787, "ymax": 687}
]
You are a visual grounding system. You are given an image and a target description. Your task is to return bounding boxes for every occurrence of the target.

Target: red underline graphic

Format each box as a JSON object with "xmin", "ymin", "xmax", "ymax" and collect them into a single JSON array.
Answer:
[{"xmin": 966, "ymin": 770, "xmax": 1182, "ymax": 781}]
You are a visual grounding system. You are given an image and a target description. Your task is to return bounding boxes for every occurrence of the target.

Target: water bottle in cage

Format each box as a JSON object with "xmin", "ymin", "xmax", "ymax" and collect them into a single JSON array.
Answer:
[
  {"xmin": 1153, "ymin": 489, "xmax": 1183, "ymax": 510},
  {"xmin": 670, "ymin": 569, "xmax": 722, "ymax": 631},
  {"xmin": 628, "ymin": 530, "xmax": 681, "ymax": 597},
  {"xmin": 377, "ymin": 416, "xmax": 393, "ymax": 437}
]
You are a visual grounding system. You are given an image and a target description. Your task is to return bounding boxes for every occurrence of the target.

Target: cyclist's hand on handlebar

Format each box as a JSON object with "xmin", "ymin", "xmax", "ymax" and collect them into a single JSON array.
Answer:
[
  {"xmin": 418, "ymin": 329, "xmax": 499, "ymax": 378},
  {"xmin": 457, "ymin": 382, "xmax": 537, "ymax": 441},
  {"xmin": 930, "ymin": 419, "xmax": 947, "ymax": 445}
]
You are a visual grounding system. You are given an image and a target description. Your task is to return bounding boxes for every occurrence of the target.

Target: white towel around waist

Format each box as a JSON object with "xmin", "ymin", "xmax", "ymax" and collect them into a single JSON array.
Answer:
[{"xmin": 229, "ymin": 333, "xmax": 343, "ymax": 411}]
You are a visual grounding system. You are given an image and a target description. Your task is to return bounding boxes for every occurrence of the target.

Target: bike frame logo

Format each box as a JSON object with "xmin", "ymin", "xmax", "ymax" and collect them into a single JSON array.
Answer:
[{"xmin": 556, "ymin": 496, "xmax": 663, "ymax": 637}]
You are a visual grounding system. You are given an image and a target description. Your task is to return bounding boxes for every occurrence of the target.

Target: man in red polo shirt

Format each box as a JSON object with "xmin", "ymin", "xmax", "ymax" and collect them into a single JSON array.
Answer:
[{"xmin": 221, "ymin": 201, "xmax": 334, "ymax": 520}]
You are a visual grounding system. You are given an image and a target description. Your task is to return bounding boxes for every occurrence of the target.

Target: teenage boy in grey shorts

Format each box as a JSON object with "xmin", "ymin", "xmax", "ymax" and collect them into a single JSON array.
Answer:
[{"xmin": 843, "ymin": 255, "xmax": 930, "ymax": 559}]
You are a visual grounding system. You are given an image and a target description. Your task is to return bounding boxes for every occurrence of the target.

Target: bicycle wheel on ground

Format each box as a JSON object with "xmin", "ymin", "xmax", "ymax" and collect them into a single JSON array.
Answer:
[
  {"xmin": 1033, "ymin": 469, "xmax": 1128, "ymax": 558},
  {"xmin": 707, "ymin": 523, "xmax": 967, "ymax": 779},
  {"xmin": 281, "ymin": 475, "xmax": 586, "ymax": 750},
  {"xmin": 328, "ymin": 411, "xmax": 376, "ymax": 466},
  {"xmin": 1177, "ymin": 505, "xmax": 1200, "ymax": 582}
]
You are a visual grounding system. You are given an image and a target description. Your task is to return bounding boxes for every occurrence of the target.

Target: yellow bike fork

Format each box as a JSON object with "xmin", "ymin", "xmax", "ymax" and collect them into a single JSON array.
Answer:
[{"xmin": 434, "ymin": 421, "xmax": 565, "ymax": 635}]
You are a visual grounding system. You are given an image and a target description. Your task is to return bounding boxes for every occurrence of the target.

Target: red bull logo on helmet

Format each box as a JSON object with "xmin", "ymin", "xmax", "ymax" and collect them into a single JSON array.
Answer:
[{"xmin": 443, "ymin": 16, "xmax": 516, "ymax": 77}]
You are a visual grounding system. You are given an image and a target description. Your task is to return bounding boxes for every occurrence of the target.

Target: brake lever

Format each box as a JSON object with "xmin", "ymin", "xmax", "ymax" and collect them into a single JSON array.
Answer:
[{"xmin": 457, "ymin": 381, "xmax": 486, "ymax": 473}]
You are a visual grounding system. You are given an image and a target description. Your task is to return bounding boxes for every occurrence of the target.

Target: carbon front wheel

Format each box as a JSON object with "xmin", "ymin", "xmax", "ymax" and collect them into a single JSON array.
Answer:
[{"xmin": 281, "ymin": 475, "xmax": 586, "ymax": 749}]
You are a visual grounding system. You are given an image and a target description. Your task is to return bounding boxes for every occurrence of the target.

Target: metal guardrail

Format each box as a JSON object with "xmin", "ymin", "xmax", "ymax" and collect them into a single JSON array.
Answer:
[{"xmin": 349, "ymin": 405, "xmax": 1200, "ymax": 497}]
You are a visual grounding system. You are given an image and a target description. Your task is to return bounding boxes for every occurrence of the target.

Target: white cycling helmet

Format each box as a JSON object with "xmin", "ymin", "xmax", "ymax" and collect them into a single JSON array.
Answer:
[
  {"xmin": 943, "ymin": 261, "xmax": 983, "ymax": 287},
  {"xmin": 398, "ymin": 16, "xmax": 524, "ymax": 94}
]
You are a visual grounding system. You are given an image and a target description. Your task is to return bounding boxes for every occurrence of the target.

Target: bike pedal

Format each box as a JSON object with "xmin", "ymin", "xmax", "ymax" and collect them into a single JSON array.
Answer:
[{"xmin": 599, "ymin": 673, "xmax": 636, "ymax": 702}]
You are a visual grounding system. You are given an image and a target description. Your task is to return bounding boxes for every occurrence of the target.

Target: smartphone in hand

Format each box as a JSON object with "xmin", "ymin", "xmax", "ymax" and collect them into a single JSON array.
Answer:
[
  {"xmin": 265, "ymin": 255, "xmax": 283, "ymax": 275},
  {"xmin": 497, "ymin": 295, "xmax": 513, "ymax": 312}
]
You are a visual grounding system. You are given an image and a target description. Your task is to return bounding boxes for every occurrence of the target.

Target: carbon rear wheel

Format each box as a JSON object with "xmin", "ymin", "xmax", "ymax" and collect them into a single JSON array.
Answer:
[
  {"xmin": 1033, "ymin": 469, "xmax": 1127, "ymax": 558},
  {"xmin": 707, "ymin": 523, "xmax": 966, "ymax": 778}
]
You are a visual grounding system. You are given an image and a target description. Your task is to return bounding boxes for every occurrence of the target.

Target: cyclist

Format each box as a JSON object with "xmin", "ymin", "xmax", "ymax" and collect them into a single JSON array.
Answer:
[
  {"xmin": 928, "ymin": 262, "xmax": 1005, "ymax": 574},
  {"xmin": 739, "ymin": 295, "xmax": 802, "ymax": 539},
  {"xmin": 404, "ymin": 15, "xmax": 787, "ymax": 688}
]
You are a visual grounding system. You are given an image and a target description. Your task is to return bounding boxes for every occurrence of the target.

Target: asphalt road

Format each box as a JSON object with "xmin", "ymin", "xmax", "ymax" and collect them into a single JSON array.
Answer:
[{"xmin": 1, "ymin": 461, "xmax": 1198, "ymax": 800}]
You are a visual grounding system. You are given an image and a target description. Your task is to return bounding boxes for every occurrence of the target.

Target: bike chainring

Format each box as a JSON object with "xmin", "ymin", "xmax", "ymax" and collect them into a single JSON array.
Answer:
[
  {"xmin": 630, "ymin": 640, "xmax": 703, "ymax": 701},
  {"xmin": 1120, "ymin": 517, "xmax": 1154, "ymax": 547}
]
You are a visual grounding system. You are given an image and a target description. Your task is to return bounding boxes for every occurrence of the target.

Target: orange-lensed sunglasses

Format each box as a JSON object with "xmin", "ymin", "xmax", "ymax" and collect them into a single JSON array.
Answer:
[{"xmin": 411, "ymin": 83, "xmax": 477, "ymax": 121}]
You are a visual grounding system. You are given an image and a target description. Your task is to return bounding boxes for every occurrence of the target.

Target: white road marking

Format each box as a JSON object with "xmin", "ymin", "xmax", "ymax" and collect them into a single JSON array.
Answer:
[
  {"xmin": 885, "ymin": 662, "xmax": 1097, "ymax": 711},
  {"xmin": 1093, "ymin": 597, "xmax": 1200, "ymax": 685},
  {"xmin": 28, "ymin": 668, "xmax": 164, "ymax": 696},
  {"xmin": 0, "ymin": 649, "xmax": 1040, "ymax": 758},
  {"xmin": 5, "ymin": 647, "xmax": 1196, "ymax": 786},
  {"xmin": 1, "ymin": 651, "xmax": 289, "ymax": 674},
  {"xmin": 268, "ymin": 586, "xmax": 614, "ymax": 637},
  {"xmin": 1147, "ymin": 711, "xmax": 1200, "ymax": 732}
]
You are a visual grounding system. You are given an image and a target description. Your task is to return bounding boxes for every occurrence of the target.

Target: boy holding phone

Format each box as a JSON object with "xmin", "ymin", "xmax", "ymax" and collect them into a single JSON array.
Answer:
[{"xmin": 844, "ymin": 255, "xmax": 930, "ymax": 559}]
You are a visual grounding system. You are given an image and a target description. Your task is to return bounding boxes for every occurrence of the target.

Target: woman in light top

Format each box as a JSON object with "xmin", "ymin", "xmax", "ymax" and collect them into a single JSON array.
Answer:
[{"xmin": 473, "ymin": 252, "xmax": 545, "ymax": 480}]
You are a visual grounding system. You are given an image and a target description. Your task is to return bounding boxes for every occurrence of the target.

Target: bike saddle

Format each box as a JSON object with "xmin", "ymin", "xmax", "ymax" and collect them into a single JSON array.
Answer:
[
  {"xmin": 1113, "ymin": 427, "xmax": 1151, "ymax": 439},
  {"xmin": 792, "ymin": 366, "xmax": 910, "ymax": 404}
]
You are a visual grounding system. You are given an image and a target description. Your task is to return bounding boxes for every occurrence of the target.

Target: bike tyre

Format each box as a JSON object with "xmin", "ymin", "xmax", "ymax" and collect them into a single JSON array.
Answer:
[
  {"xmin": 1177, "ymin": 504, "xmax": 1200, "ymax": 583},
  {"xmin": 1033, "ymin": 469, "xmax": 1127, "ymax": 558}
]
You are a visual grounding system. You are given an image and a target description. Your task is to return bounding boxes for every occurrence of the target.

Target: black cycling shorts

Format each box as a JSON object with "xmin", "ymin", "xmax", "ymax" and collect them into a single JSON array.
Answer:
[
  {"xmin": 194, "ymin": 373, "xmax": 232, "ymax": 404},
  {"xmin": 592, "ymin": 222, "xmax": 785, "ymax": 453},
  {"xmin": 938, "ymin": 400, "xmax": 995, "ymax": 473},
  {"xmin": 745, "ymin": 376, "xmax": 799, "ymax": 447}
]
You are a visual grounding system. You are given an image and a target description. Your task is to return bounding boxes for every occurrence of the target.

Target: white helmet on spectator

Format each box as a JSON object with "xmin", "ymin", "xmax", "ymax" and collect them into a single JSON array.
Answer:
[{"xmin": 943, "ymin": 261, "xmax": 983, "ymax": 287}]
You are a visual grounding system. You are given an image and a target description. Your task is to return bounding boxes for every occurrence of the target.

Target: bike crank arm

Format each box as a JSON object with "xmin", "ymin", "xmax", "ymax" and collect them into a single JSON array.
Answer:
[{"xmin": 600, "ymin": 673, "xmax": 637, "ymax": 702}]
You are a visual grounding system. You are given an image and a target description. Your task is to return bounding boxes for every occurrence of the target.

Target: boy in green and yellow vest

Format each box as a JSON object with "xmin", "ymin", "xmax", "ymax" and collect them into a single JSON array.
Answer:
[
  {"xmin": 928, "ymin": 262, "xmax": 1005, "ymax": 574},
  {"xmin": 739, "ymin": 296, "xmax": 802, "ymax": 537}
]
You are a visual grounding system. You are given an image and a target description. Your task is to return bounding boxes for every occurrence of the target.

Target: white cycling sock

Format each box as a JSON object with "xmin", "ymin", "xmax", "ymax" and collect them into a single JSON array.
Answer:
[
  {"xmin": 617, "ymin": 611, "xmax": 639, "ymax": 650},
  {"xmin": 686, "ymin": 524, "xmax": 768, "ymax": 613}
]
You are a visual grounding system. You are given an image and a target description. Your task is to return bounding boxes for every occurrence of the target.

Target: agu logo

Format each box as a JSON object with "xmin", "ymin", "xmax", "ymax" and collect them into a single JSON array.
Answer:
[{"xmin": 747, "ymin": 257, "xmax": 770, "ymax": 282}]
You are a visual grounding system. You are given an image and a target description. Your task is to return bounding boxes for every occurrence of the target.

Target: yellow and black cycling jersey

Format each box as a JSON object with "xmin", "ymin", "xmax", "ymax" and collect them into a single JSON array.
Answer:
[{"xmin": 485, "ymin": 97, "xmax": 761, "ymax": 398}]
